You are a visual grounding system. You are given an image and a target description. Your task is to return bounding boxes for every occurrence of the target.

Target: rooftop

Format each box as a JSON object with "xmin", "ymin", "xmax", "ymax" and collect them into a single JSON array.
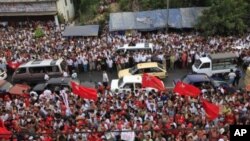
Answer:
[{"xmin": 0, "ymin": 0, "xmax": 56, "ymax": 3}]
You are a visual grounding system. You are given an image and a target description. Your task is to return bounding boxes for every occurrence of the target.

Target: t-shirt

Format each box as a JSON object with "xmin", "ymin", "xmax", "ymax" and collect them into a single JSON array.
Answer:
[{"xmin": 228, "ymin": 72, "xmax": 236, "ymax": 80}]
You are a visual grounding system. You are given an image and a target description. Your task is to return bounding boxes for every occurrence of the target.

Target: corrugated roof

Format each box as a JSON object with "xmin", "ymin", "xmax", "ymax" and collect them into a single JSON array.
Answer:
[
  {"xmin": 62, "ymin": 25, "xmax": 99, "ymax": 37},
  {"xmin": 0, "ymin": 11, "xmax": 57, "ymax": 16}
]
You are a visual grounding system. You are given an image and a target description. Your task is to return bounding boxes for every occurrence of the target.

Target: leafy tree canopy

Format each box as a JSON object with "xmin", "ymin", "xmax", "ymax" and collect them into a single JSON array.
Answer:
[{"xmin": 196, "ymin": 0, "xmax": 249, "ymax": 36}]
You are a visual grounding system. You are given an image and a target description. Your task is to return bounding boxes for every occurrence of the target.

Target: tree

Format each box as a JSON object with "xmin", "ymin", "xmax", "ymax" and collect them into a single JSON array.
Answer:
[{"xmin": 196, "ymin": 0, "xmax": 249, "ymax": 36}]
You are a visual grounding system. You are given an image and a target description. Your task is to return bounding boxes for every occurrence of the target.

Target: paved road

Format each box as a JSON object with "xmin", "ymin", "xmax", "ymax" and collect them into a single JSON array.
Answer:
[
  {"xmin": 78, "ymin": 69, "xmax": 187, "ymax": 87},
  {"xmin": 77, "ymin": 68, "xmax": 245, "ymax": 88},
  {"xmin": 7, "ymin": 68, "xmax": 245, "ymax": 88}
]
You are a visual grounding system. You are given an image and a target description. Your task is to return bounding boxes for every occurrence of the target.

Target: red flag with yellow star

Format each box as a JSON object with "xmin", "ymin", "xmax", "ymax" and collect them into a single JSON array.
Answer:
[
  {"xmin": 173, "ymin": 81, "xmax": 201, "ymax": 97},
  {"xmin": 142, "ymin": 73, "xmax": 165, "ymax": 91}
]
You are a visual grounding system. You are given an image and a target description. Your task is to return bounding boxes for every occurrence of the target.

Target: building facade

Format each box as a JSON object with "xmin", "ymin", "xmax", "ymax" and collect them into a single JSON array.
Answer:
[{"xmin": 0, "ymin": 0, "xmax": 74, "ymax": 22}]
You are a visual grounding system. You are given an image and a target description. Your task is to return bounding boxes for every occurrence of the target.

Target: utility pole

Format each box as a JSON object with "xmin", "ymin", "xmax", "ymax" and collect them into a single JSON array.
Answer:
[{"xmin": 166, "ymin": 0, "xmax": 170, "ymax": 33}]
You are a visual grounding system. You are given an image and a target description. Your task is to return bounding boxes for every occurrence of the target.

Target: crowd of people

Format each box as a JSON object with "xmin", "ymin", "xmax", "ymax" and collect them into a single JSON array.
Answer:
[{"xmin": 0, "ymin": 20, "xmax": 250, "ymax": 141}]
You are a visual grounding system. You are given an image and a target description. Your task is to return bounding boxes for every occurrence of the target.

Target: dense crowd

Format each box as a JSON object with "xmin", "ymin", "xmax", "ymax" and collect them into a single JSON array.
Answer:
[{"xmin": 0, "ymin": 21, "xmax": 250, "ymax": 141}]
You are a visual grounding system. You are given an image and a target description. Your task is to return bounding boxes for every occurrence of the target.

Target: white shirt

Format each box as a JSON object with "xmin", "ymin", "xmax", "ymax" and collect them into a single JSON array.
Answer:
[{"xmin": 228, "ymin": 72, "xmax": 236, "ymax": 79}]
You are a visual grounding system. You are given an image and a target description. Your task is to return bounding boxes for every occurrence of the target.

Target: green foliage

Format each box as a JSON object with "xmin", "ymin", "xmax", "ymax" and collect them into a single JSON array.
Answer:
[
  {"xmin": 118, "ymin": 0, "xmax": 214, "ymax": 11},
  {"xmin": 119, "ymin": 0, "xmax": 131, "ymax": 11},
  {"xmin": 196, "ymin": 0, "xmax": 249, "ymax": 36},
  {"xmin": 34, "ymin": 27, "xmax": 44, "ymax": 38},
  {"xmin": 77, "ymin": 0, "xmax": 99, "ymax": 23}
]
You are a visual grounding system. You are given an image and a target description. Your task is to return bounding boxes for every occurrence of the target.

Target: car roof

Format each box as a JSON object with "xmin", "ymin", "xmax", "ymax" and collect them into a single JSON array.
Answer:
[
  {"xmin": 136, "ymin": 62, "xmax": 158, "ymax": 69},
  {"xmin": 19, "ymin": 59, "xmax": 63, "ymax": 68},
  {"xmin": 184, "ymin": 74, "xmax": 211, "ymax": 83},
  {"xmin": 122, "ymin": 75, "xmax": 142, "ymax": 83},
  {"xmin": 32, "ymin": 77, "xmax": 79, "ymax": 92},
  {"xmin": 119, "ymin": 43, "xmax": 153, "ymax": 49}
]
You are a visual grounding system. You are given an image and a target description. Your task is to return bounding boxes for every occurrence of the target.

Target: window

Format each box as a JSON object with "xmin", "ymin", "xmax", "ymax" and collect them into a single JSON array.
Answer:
[
  {"xmin": 194, "ymin": 60, "xmax": 202, "ymax": 68},
  {"xmin": 143, "ymin": 68, "xmax": 152, "ymax": 73},
  {"xmin": 135, "ymin": 83, "xmax": 142, "ymax": 89},
  {"xmin": 123, "ymin": 83, "xmax": 133, "ymax": 89},
  {"xmin": 150, "ymin": 67, "xmax": 162, "ymax": 72},
  {"xmin": 29, "ymin": 67, "xmax": 44, "ymax": 73},
  {"xmin": 60, "ymin": 60, "xmax": 67, "ymax": 71},
  {"xmin": 65, "ymin": 0, "xmax": 67, "ymax": 6},
  {"xmin": 52, "ymin": 66, "xmax": 59, "ymax": 72},
  {"xmin": 16, "ymin": 68, "xmax": 26, "ymax": 74},
  {"xmin": 200, "ymin": 63, "xmax": 210, "ymax": 69},
  {"xmin": 133, "ymin": 69, "xmax": 143, "ymax": 74},
  {"xmin": 118, "ymin": 78, "xmax": 123, "ymax": 87}
]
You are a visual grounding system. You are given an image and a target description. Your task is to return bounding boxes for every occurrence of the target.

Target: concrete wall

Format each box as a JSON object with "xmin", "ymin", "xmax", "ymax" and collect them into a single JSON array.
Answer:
[{"xmin": 56, "ymin": 0, "xmax": 74, "ymax": 22}]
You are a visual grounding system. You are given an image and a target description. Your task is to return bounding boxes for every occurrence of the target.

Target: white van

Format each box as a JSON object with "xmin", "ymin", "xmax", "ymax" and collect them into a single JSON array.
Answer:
[
  {"xmin": 111, "ymin": 75, "xmax": 162, "ymax": 93},
  {"xmin": 116, "ymin": 42, "xmax": 154, "ymax": 53},
  {"xmin": 192, "ymin": 52, "xmax": 237, "ymax": 77},
  {"xmin": 12, "ymin": 59, "xmax": 67, "ymax": 84}
]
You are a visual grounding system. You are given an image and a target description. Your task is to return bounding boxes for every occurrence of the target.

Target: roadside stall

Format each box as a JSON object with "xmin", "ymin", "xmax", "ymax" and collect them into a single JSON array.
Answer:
[{"xmin": 8, "ymin": 84, "xmax": 31, "ymax": 98}]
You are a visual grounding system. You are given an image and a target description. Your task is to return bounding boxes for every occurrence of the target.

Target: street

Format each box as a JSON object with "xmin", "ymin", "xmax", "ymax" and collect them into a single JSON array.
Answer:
[{"xmin": 76, "ymin": 68, "xmax": 245, "ymax": 88}]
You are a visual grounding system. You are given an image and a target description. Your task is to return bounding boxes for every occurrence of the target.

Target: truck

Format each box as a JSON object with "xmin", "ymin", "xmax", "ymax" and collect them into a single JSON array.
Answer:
[{"xmin": 192, "ymin": 52, "xmax": 238, "ymax": 77}]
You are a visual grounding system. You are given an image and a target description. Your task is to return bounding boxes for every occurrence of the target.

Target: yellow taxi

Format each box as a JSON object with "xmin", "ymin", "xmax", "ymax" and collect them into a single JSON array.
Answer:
[{"xmin": 118, "ymin": 62, "xmax": 167, "ymax": 79}]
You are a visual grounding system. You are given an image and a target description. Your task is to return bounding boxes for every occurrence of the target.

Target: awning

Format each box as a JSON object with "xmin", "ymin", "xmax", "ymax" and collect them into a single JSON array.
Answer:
[
  {"xmin": 62, "ymin": 25, "xmax": 100, "ymax": 37},
  {"xmin": 9, "ymin": 84, "xmax": 30, "ymax": 96},
  {"xmin": 0, "ymin": 11, "xmax": 57, "ymax": 16}
]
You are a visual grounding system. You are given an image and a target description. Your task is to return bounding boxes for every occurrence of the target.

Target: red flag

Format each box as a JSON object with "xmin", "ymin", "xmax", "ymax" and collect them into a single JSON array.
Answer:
[
  {"xmin": 71, "ymin": 81, "xmax": 98, "ymax": 101},
  {"xmin": 173, "ymin": 82, "xmax": 201, "ymax": 97},
  {"xmin": 142, "ymin": 73, "xmax": 165, "ymax": 91},
  {"xmin": 0, "ymin": 119, "xmax": 12, "ymax": 139},
  {"xmin": 202, "ymin": 99, "xmax": 220, "ymax": 120}
]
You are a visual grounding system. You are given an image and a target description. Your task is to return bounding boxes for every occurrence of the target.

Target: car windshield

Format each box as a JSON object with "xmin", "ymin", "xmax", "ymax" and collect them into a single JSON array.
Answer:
[
  {"xmin": 194, "ymin": 60, "xmax": 202, "ymax": 68},
  {"xmin": 118, "ymin": 78, "xmax": 123, "ymax": 87},
  {"xmin": 129, "ymin": 66, "xmax": 138, "ymax": 74}
]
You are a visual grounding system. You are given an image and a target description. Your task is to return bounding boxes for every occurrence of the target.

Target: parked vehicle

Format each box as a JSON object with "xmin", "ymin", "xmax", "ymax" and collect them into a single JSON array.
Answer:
[
  {"xmin": 0, "ymin": 68, "xmax": 7, "ymax": 80},
  {"xmin": 32, "ymin": 77, "xmax": 80, "ymax": 94},
  {"xmin": 192, "ymin": 52, "xmax": 238, "ymax": 77},
  {"xmin": 12, "ymin": 59, "xmax": 67, "ymax": 84},
  {"xmin": 116, "ymin": 42, "xmax": 154, "ymax": 53},
  {"xmin": 118, "ymin": 62, "xmax": 167, "ymax": 79},
  {"xmin": 173, "ymin": 73, "xmax": 234, "ymax": 93},
  {"xmin": 111, "ymin": 75, "xmax": 163, "ymax": 93},
  {"xmin": 0, "ymin": 80, "xmax": 30, "ymax": 99}
]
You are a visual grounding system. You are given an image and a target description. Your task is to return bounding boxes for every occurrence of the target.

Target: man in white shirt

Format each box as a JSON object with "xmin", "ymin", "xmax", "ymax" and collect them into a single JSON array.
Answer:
[{"xmin": 228, "ymin": 69, "xmax": 236, "ymax": 85}]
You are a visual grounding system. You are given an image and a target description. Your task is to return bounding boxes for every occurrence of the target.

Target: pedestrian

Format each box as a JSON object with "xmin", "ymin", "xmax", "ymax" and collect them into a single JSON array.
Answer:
[
  {"xmin": 228, "ymin": 69, "xmax": 236, "ymax": 85},
  {"xmin": 102, "ymin": 71, "xmax": 109, "ymax": 89},
  {"xmin": 233, "ymin": 67, "xmax": 242, "ymax": 86}
]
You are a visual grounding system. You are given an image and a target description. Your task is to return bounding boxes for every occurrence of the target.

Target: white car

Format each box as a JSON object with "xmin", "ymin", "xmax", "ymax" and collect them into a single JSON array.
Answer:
[
  {"xmin": 116, "ymin": 42, "xmax": 154, "ymax": 53},
  {"xmin": 0, "ymin": 68, "xmax": 7, "ymax": 80},
  {"xmin": 111, "ymin": 75, "xmax": 159, "ymax": 93}
]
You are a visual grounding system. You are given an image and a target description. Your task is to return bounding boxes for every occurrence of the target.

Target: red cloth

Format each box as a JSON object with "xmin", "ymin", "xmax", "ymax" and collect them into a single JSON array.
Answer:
[
  {"xmin": 7, "ymin": 61, "xmax": 21, "ymax": 70},
  {"xmin": 0, "ymin": 120, "xmax": 12, "ymax": 140},
  {"xmin": 142, "ymin": 73, "xmax": 165, "ymax": 91},
  {"xmin": 173, "ymin": 81, "xmax": 201, "ymax": 97},
  {"xmin": 202, "ymin": 99, "xmax": 220, "ymax": 120},
  {"xmin": 71, "ymin": 81, "xmax": 98, "ymax": 101}
]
